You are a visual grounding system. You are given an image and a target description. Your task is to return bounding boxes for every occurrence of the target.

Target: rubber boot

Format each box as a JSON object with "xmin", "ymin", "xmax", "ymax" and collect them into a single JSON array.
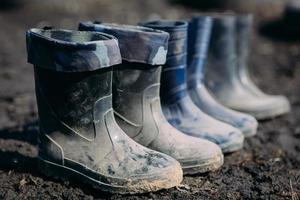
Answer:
[
  {"xmin": 78, "ymin": 22, "xmax": 224, "ymax": 174},
  {"xmin": 139, "ymin": 20, "xmax": 244, "ymax": 153},
  {"xmin": 205, "ymin": 14, "xmax": 290, "ymax": 120},
  {"xmin": 236, "ymin": 14, "xmax": 290, "ymax": 118},
  {"xmin": 26, "ymin": 28, "xmax": 182, "ymax": 194},
  {"xmin": 187, "ymin": 16, "xmax": 258, "ymax": 137}
]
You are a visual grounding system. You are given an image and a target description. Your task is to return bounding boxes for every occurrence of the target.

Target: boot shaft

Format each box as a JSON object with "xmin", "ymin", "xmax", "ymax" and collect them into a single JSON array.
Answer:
[
  {"xmin": 187, "ymin": 16, "xmax": 212, "ymax": 85},
  {"xmin": 140, "ymin": 20, "xmax": 188, "ymax": 104},
  {"xmin": 34, "ymin": 67, "xmax": 113, "ymax": 140},
  {"xmin": 27, "ymin": 28, "xmax": 121, "ymax": 136},
  {"xmin": 236, "ymin": 14, "xmax": 253, "ymax": 70},
  {"xmin": 206, "ymin": 14, "xmax": 241, "ymax": 86},
  {"xmin": 78, "ymin": 22, "xmax": 168, "ymax": 101},
  {"xmin": 209, "ymin": 15, "xmax": 237, "ymax": 64},
  {"xmin": 27, "ymin": 28, "xmax": 122, "ymax": 151}
]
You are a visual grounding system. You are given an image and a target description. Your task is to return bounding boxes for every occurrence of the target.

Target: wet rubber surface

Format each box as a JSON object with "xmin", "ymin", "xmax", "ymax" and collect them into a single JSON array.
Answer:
[{"xmin": 0, "ymin": 0, "xmax": 299, "ymax": 199}]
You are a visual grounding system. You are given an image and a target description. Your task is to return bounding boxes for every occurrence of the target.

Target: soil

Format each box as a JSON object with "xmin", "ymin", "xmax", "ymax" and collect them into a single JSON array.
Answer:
[{"xmin": 0, "ymin": 0, "xmax": 299, "ymax": 199}]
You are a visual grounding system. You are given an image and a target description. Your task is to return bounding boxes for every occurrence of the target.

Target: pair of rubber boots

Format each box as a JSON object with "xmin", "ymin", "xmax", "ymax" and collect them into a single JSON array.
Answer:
[
  {"xmin": 26, "ymin": 24, "xmax": 224, "ymax": 194},
  {"xmin": 206, "ymin": 14, "xmax": 290, "ymax": 120}
]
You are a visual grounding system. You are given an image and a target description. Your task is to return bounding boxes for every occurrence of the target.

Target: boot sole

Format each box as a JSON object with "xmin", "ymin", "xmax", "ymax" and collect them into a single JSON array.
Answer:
[
  {"xmin": 251, "ymin": 104, "xmax": 291, "ymax": 120},
  {"xmin": 181, "ymin": 153, "xmax": 224, "ymax": 175},
  {"xmin": 228, "ymin": 102, "xmax": 290, "ymax": 120},
  {"xmin": 220, "ymin": 140, "xmax": 244, "ymax": 153},
  {"xmin": 242, "ymin": 127, "xmax": 257, "ymax": 138},
  {"xmin": 38, "ymin": 158, "xmax": 182, "ymax": 194}
]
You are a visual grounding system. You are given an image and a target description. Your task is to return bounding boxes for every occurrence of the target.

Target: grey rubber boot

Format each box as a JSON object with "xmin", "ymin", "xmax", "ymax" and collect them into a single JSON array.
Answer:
[
  {"xmin": 236, "ymin": 14, "xmax": 290, "ymax": 119},
  {"xmin": 78, "ymin": 22, "xmax": 224, "ymax": 174},
  {"xmin": 187, "ymin": 15, "xmax": 258, "ymax": 137},
  {"xmin": 139, "ymin": 20, "xmax": 244, "ymax": 153},
  {"xmin": 206, "ymin": 14, "xmax": 290, "ymax": 120},
  {"xmin": 26, "ymin": 28, "xmax": 183, "ymax": 194}
]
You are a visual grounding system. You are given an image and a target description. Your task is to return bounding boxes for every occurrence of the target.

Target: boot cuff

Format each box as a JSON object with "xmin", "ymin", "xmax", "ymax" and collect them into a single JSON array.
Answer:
[
  {"xmin": 140, "ymin": 20, "xmax": 188, "ymax": 66},
  {"xmin": 26, "ymin": 28, "xmax": 122, "ymax": 72},
  {"xmin": 205, "ymin": 13, "xmax": 235, "ymax": 28},
  {"xmin": 78, "ymin": 22, "xmax": 169, "ymax": 65},
  {"xmin": 139, "ymin": 20, "xmax": 188, "ymax": 40},
  {"xmin": 190, "ymin": 16, "xmax": 212, "ymax": 27}
]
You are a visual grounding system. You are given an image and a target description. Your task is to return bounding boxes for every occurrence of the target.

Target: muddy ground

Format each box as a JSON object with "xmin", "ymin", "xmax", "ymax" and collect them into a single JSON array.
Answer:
[{"xmin": 0, "ymin": 0, "xmax": 299, "ymax": 199}]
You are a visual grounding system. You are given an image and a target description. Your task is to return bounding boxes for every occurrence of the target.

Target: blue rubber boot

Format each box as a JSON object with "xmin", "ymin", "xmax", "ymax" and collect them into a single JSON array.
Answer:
[
  {"xmin": 140, "ymin": 20, "xmax": 244, "ymax": 153},
  {"xmin": 187, "ymin": 15, "xmax": 258, "ymax": 137}
]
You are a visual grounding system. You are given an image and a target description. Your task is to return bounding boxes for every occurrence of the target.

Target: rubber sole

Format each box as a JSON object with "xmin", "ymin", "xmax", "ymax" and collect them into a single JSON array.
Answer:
[
  {"xmin": 38, "ymin": 158, "xmax": 182, "ymax": 194},
  {"xmin": 181, "ymin": 153, "xmax": 224, "ymax": 175},
  {"xmin": 227, "ymin": 99, "xmax": 291, "ymax": 121},
  {"xmin": 220, "ymin": 138, "xmax": 244, "ymax": 153},
  {"xmin": 251, "ymin": 103, "xmax": 291, "ymax": 120}
]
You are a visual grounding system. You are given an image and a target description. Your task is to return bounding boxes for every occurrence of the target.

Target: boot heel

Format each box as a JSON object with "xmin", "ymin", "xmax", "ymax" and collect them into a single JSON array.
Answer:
[
  {"xmin": 38, "ymin": 158, "xmax": 69, "ymax": 181},
  {"xmin": 37, "ymin": 158, "xmax": 136, "ymax": 194}
]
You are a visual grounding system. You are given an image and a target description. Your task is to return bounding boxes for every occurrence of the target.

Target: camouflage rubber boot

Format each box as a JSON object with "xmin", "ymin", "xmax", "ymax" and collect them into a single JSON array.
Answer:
[
  {"xmin": 187, "ymin": 15, "xmax": 258, "ymax": 137},
  {"xmin": 140, "ymin": 20, "xmax": 244, "ymax": 153},
  {"xmin": 26, "ymin": 28, "xmax": 182, "ymax": 194},
  {"xmin": 205, "ymin": 14, "xmax": 290, "ymax": 120},
  {"xmin": 79, "ymin": 22, "xmax": 224, "ymax": 174},
  {"xmin": 236, "ymin": 14, "xmax": 290, "ymax": 118}
]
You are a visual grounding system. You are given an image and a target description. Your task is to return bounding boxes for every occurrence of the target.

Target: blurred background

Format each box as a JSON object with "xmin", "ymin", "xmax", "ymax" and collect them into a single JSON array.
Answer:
[{"xmin": 0, "ymin": 0, "xmax": 299, "ymax": 199}]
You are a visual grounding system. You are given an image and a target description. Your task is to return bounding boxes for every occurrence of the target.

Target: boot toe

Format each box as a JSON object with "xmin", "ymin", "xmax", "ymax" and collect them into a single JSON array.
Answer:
[
  {"xmin": 218, "ymin": 128, "xmax": 245, "ymax": 153},
  {"xmin": 239, "ymin": 115, "xmax": 258, "ymax": 137},
  {"xmin": 125, "ymin": 152, "xmax": 183, "ymax": 193},
  {"xmin": 179, "ymin": 139, "xmax": 224, "ymax": 175},
  {"xmin": 254, "ymin": 95, "xmax": 290, "ymax": 120},
  {"xmin": 202, "ymin": 119, "xmax": 245, "ymax": 153}
]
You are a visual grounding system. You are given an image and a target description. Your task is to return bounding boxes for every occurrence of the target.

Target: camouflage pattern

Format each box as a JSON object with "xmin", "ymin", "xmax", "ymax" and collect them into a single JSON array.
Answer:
[
  {"xmin": 78, "ymin": 22, "xmax": 169, "ymax": 65},
  {"xmin": 26, "ymin": 28, "xmax": 122, "ymax": 72},
  {"xmin": 187, "ymin": 15, "xmax": 258, "ymax": 137},
  {"xmin": 79, "ymin": 22, "xmax": 224, "ymax": 174},
  {"xmin": 141, "ymin": 20, "xmax": 244, "ymax": 153}
]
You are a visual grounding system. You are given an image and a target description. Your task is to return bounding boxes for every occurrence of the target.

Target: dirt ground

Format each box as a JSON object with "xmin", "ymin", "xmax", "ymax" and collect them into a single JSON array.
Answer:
[{"xmin": 0, "ymin": 0, "xmax": 299, "ymax": 199}]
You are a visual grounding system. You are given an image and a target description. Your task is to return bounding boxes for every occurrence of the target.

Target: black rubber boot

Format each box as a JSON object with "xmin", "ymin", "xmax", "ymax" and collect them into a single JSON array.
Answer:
[
  {"xmin": 187, "ymin": 15, "xmax": 258, "ymax": 137},
  {"xmin": 26, "ymin": 28, "xmax": 182, "ymax": 194},
  {"xmin": 140, "ymin": 20, "xmax": 244, "ymax": 153},
  {"xmin": 79, "ymin": 22, "xmax": 224, "ymax": 174},
  {"xmin": 206, "ymin": 14, "xmax": 290, "ymax": 120}
]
